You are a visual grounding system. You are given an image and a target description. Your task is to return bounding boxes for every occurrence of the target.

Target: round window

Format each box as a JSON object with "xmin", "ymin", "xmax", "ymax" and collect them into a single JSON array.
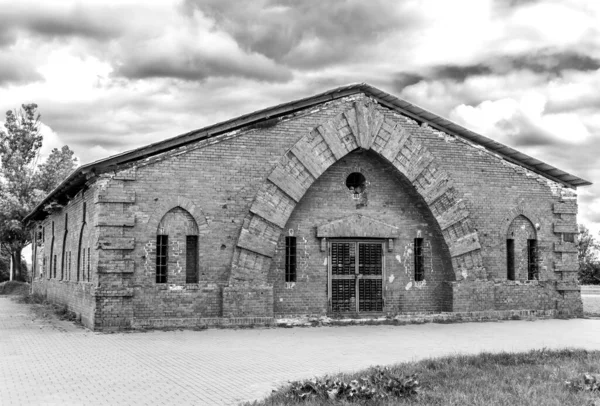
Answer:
[{"xmin": 346, "ymin": 172, "xmax": 366, "ymax": 194}]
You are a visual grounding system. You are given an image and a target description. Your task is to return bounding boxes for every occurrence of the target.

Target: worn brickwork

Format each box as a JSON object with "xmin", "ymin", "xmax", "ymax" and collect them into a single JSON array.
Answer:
[
  {"xmin": 269, "ymin": 151, "xmax": 454, "ymax": 315},
  {"xmin": 394, "ymin": 110, "xmax": 581, "ymax": 313},
  {"xmin": 31, "ymin": 184, "xmax": 98, "ymax": 329},
  {"xmin": 30, "ymin": 91, "xmax": 584, "ymax": 330}
]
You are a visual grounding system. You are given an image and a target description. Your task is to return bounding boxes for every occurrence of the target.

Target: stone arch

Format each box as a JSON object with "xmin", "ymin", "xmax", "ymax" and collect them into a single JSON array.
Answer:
[
  {"xmin": 229, "ymin": 99, "xmax": 484, "ymax": 285},
  {"xmin": 506, "ymin": 214, "xmax": 538, "ymax": 280},
  {"xmin": 506, "ymin": 215, "xmax": 537, "ymax": 240},
  {"xmin": 154, "ymin": 206, "xmax": 201, "ymax": 284},
  {"xmin": 157, "ymin": 207, "xmax": 200, "ymax": 235},
  {"xmin": 501, "ymin": 204, "xmax": 543, "ymax": 241},
  {"xmin": 145, "ymin": 196, "xmax": 208, "ymax": 236}
]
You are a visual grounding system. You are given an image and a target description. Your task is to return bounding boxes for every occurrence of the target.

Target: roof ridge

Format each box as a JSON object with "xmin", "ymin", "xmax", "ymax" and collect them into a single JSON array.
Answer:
[{"xmin": 24, "ymin": 83, "xmax": 591, "ymax": 222}]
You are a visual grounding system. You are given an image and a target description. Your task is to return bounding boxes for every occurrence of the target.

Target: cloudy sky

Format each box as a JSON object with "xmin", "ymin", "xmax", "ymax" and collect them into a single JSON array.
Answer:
[{"xmin": 1, "ymin": 0, "xmax": 599, "ymax": 234}]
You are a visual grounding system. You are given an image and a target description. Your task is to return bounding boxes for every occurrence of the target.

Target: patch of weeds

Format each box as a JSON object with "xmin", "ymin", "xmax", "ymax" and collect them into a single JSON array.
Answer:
[
  {"xmin": 566, "ymin": 373, "xmax": 600, "ymax": 393},
  {"xmin": 18, "ymin": 291, "xmax": 79, "ymax": 323},
  {"xmin": 432, "ymin": 317, "xmax": 456, "ymax": 324},
  {"xmin": 53, "ymin": 304, "xmax": 78, "ymax": 322},
  {"xmin": 17, "ymin": 291, "xmax": 47, "ymax": 305},
  {"xmin": 279, "ymin": 367, "xmax": 419, "ymax": 403}
]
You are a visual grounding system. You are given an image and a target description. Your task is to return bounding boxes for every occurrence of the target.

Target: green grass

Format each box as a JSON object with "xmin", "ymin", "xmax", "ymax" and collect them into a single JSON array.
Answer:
[
  {"xmin": 14, "ymin": 289, "xmax": 79, "ymax": 322},
  {"xmin": 245, "ymin": 349, "xmax": 600, "ymax": 406},
  {"xmin": 582, "ymin": 295, "xmax": 600, "ymax": 317},
  {"xmin": 0, "ymin": 280, "xmax": 30, "ymax": 296}
]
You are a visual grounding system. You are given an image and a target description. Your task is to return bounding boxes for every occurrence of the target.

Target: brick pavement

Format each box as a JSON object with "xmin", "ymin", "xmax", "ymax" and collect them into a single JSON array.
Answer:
[{"xmin": 2, "ymin": 297, "xmax": 600, "ymax": 405}]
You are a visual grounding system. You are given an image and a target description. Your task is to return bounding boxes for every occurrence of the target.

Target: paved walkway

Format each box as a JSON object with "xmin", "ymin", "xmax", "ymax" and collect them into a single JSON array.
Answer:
[{"xmin": 2, "ymin": 297, "xmax": 600, "ymax": 405}]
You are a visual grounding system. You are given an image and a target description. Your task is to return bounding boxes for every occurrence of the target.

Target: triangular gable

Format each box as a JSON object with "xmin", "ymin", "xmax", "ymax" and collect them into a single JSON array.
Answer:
[{"xmin": 25, "ymin": 83, "xmax": 591, "ymax": 223}]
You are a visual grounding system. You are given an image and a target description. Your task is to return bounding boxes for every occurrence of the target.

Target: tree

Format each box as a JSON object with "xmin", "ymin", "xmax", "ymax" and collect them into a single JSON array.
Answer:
[
  {"xmin": 0, "ymin": 249, "xmax": 9, "ymax": 282},
  {"xmin": 0, "ymin": 104, "xmax": 77, "ymax": 282},
  {"xmin": 577, "ymin": 224, "xmax": 600, "ymax": 285}
]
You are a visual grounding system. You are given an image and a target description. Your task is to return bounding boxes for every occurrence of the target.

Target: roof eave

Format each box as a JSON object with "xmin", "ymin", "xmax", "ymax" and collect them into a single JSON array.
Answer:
[{"xmin": 24, "ymin": 82, "xmax": 592, "ymax": 224}]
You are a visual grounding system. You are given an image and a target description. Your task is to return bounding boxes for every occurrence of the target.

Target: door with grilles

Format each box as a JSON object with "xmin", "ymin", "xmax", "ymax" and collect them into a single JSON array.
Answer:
[{"xmin": 329, "ymin": 241, "xmax": 384, "ymax": 313}]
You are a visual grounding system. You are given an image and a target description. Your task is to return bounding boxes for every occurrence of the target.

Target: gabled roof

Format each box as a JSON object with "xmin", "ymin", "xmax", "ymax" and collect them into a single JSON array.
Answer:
[{"xmin": 24, "ymin": 83, "xmax": 591, "ymax": 222}]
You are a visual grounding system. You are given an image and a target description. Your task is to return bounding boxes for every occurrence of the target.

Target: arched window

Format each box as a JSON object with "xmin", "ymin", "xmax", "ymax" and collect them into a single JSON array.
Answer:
[
  {"xmin": 49, "ymin": 221, "xmax": 55, "ymax": 279},
  {"xmin": 156, "ymin": 207, "xmax": 200, "ymax": 284},
  {"xmin": 77, "ymin": 223, "xmax": 87, "ymax": 282},
  {"xmin": 61, "ymin": 213, "xmax": 68, "ymax": 280},
  {"xmin": 507, "ymin": 215, "xmax": 538, "ymax": 280}
]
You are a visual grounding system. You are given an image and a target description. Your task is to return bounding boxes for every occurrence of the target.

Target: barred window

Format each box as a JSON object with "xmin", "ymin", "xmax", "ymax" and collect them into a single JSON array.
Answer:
[
  {"xmin": 61, "ymin": 214, "xmax": 68, "ymax": 280},
  {"xmin": 285, "ymin": 236, "xmax": 296, "ymax": 282},
  {"xmin": 87, "ymin": 247, "xmax": 90, "ymax": 281},
  {"xmin": 507, "ymin": 239, "xmax": 515, "ymax": 280},
  {"xmin": 49, "ymin": 221, "xmax": 54, "ymax": 279},
  {"xmin": 77, "ymin": 222, "xmax": 87, "ymax": 282},
  {"xmin": 528, "ymin": 239, "xmax": 538, "ymax": 280},
  {"xmin": 82, "ymin": 249, "xmax": 86, "ymax": 281},
  {"xmin": 186, "ymin": 236, "xmax": 198, "ymax": 283},
  {"xmin": 156, "ymin": 235, "xmax": 168, "ymax": 283},
  {"xmin": 414, "ymin": 238, "xmax": 424, "ymax": 281}
]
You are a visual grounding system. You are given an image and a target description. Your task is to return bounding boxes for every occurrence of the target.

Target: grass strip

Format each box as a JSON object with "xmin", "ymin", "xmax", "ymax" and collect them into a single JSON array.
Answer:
[{"xmin": 246, "ymin": 349, "xmax": 600, "ymax": 406}]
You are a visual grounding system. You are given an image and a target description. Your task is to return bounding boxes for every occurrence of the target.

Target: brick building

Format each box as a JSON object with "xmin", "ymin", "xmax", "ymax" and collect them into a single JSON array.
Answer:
[{"xmin": 25, "ymin": 83, "xmax": 591, "ymax": 331}]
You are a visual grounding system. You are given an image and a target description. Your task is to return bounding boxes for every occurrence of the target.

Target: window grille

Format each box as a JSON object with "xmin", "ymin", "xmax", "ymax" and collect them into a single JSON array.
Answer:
[
  {"xmin": 185, "ymin": 236, "xmax": 198, "ymax": 283},
  {"xmin": 414, "ymin": 238, "xmax": 424, "ymax": 281},
  {"xmin": 507, "ymin": 239, "xmax": 515, "ymax": 280},
  {"xmin": 359, "ymin": 243, "xmax": 382, "ymax": 276},
  {"xmin": 330, "ymin": 241, "xmax": 383, "ymax": 313},
  {"xmin": 86, "ymin": 247, "xmax": 90, "ymax": 281},
  {"xmin": 156, "ymin": 235, "xmax": 168, "ymax": 283},
  {"xmin": 285, "ymin": 236, "xmax": 296, "ymax": 282},
  {"xmin": 68, "ymin": 252, "xmax": 71, "ymax": 280},
  {"xmin": 82, "ymin": 249, "xmax": 85, "ymax": 282},
  {"xmin": 61, "ymin": 217, "xmax": 68, "ymax": 281},
  {"xmin": 527, "ymin": 239, "xmax": 538, "ymax": 280},
  {"xmin": 50, "ymin": 222, "xmax": 54, "ymax": 279},
  {"xmin": 331, "ymin": 242, "xmax": 354, "ymax": 276},
  {"xmin": 359, "ymin": 279, "xmax": 383, "ymax": 312}
]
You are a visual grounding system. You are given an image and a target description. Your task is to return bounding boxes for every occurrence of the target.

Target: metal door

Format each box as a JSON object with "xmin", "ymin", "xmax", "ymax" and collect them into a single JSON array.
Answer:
[{"xmin": 329, "ymin": 241, "xmax": 383, "ymax": 313}]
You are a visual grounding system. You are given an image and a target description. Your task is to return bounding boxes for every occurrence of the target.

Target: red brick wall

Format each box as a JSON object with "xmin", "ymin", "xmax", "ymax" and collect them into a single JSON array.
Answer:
[
  {"xmin": 30, "ymin": 93, "xmax": 583, "ymax": 329},
  {"xmin": 269, "ymin": 150, "xmax": 454, "ymax": 315},
  {"xmin": 32, "ymin": 186, "xmax": 98, "ymax": 329}
]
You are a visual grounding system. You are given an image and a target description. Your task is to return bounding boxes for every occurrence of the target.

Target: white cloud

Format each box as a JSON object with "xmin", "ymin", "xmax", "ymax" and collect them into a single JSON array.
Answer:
[
  {"xmin": 0, "ymin": 0, "xmax": 599, "ymax": 233},
  {"xmin": 450, "ymin": 92, "xmax": 592, "ymax": 146},
  {"xmin": 38, "ymin": 123, "xmax": 66, "ymax": 161}
]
